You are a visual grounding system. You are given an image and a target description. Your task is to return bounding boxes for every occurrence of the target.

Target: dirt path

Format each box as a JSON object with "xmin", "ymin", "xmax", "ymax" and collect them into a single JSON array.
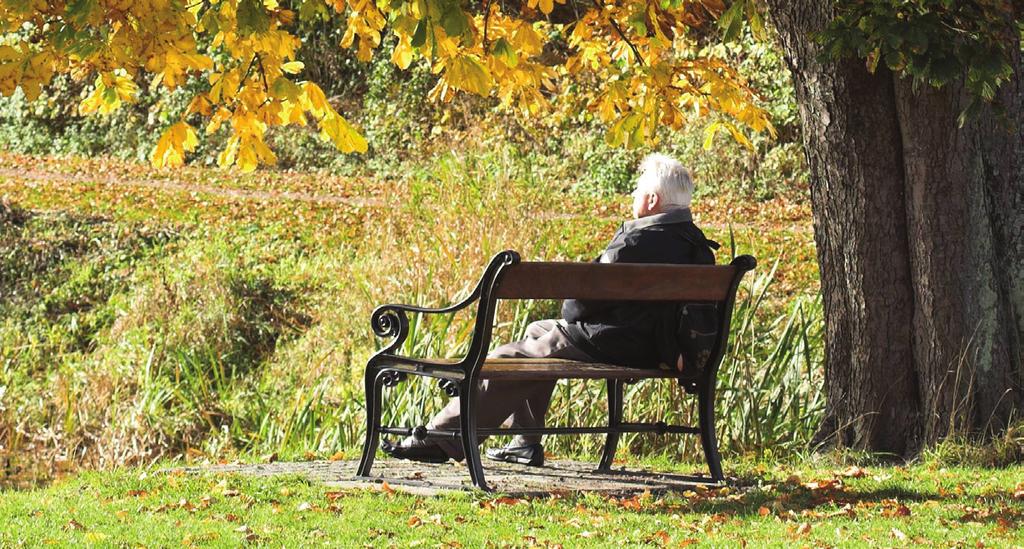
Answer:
[
  {"xmin": 172, "ymin": 459, "xmax": 723, "ymax": 497},
  {"xmin": 0, "ymin": 167, "xmax": 384, "ymax": 207}
]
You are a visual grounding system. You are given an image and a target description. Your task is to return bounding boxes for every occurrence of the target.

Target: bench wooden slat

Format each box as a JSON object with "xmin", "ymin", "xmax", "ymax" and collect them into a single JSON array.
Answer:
[
  {"xmin": 480, "ymin": 358, "xmax": 680, "ymax": 380},
  {"xmin": 494, "ymin": 262, "xmax": 736, "ymax": 301}
]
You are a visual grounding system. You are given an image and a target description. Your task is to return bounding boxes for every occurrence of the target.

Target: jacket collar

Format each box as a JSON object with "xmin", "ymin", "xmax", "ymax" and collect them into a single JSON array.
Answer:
[{"xmin": 622, "ymin": 207, "xmax": 693, "ymax": 232}]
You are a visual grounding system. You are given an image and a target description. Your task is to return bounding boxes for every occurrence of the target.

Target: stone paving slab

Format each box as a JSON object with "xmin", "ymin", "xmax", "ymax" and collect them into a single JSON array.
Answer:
[{"xmin": 174, "ymin": 459, "xmax": 722, "ymax": 497}]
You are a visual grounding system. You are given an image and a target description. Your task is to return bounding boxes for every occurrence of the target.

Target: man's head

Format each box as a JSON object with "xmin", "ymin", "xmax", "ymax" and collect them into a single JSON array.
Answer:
[{"xmin": 630, "ymin": 153, "xmax": 693, "ymax": 219}]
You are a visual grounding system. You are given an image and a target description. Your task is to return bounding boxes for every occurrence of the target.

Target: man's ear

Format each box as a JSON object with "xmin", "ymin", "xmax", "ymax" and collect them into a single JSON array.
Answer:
[{"xmin": 647, "ymin": 192, "xmax": 661, "ymax": 211}]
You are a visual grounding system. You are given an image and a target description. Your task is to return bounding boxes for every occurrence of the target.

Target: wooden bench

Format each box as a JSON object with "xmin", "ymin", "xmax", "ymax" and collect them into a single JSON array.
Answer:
[{"xmin": 356, "ymin": 250, "xmax": 756, "ymax": 491}]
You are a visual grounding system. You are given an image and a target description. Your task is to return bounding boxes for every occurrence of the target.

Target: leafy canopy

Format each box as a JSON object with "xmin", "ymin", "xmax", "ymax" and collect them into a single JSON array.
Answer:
[
  {"xmin": 0, "ymin": 0, "xmax": 773, "ymax": 171},
  {"xmin": 819, "ymin": 0, "xmax": 1021, "ymax": 125}
]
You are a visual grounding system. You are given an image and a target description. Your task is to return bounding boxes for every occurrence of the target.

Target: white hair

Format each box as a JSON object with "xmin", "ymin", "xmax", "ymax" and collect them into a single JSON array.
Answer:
[{"xmin": 635, "ymin": 153, "xmax": 693, "ymax": 208}]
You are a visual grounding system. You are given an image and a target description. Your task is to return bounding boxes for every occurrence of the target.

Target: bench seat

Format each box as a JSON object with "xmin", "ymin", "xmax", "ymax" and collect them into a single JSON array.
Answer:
[
  {"xmin": 480, "ymin": 358, "xmax": 682, "ymax": 380},
  {"xmin": 373, "ymin": 357, "xmax": 688, "ymax": 382}
]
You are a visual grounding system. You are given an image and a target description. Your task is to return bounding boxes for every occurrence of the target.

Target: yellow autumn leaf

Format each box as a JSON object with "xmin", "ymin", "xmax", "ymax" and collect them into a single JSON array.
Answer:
[
  {"xmin": 301, "ymin": 82, "xmax": 332, "ymax": 116},
  {"xmin": 319, "ymin": 113, "xmax": 368, "ymax": 154},
  {"xmin": 391, "ymin": 35, "xmax": 415, "ymax": 70},
  {"xmin": 445, "ymin": 55, "xmax": 492, "ymax": 95},
  {"xmin": 150, "ymin": 122, "xmax": 199, "ymax": 168},
  {"xmin": 281, "ymin": 61, "xmax": 305, "ymax": 74},
  {"xmin": 79, "ymin": 73, "xmax": 138, "ymax": 115},
  {"xmin": 703, "ymin": 121, "xmax": 722, "ymax": 150}
]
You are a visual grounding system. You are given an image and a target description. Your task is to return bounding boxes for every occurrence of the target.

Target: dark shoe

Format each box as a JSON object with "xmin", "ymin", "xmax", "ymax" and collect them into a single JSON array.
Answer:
[
  {"xmin": 485, "ymin": 443, "xmax": 544, "ymax": 466},
  {"xmin": 380, "ymin": 438, "xmax": 450, "ymax": 464}
]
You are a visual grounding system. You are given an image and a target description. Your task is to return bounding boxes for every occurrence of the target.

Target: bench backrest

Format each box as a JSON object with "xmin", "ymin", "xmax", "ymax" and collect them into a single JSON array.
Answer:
[
  {"xmin": 469, "ymin": 253, "xmax": 756, "ymax": 383},
  {"xmin": 494, "ymin": 262, "xmax": 739, "ymax": 301}
]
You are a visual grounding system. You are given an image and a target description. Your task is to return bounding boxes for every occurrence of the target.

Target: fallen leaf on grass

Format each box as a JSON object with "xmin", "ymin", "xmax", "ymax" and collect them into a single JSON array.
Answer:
[
  {"xmin": 802, "ymin": 479, "xmax": 840, "ymax": 491},
  {"xmin": 329, "ymin": 451, "xmax": 346, "ymax": 461},
  {"xmin": 757, "ymin": 506, "xmax": 771, "ymax": 517},
  {"xmin": 880, "ymin": 500, "xmax": 911, "ymax": 518},
  {"xmin": 297, "ymin": 501, "xmax": 313, "ymax": 512},
  {"xmin": 643, "ymin": 530, "xmax": 670, "ymax": 545},
  {"xmin": 65, "ymin": 519, "xmax": 86, "ymax": 531},
  {"xmin": 826, "ymin": 504, "xmax": 856, "ymax": 518},
  {"xmin": 380, "ymin": 481, "xmax": 395, "ymax": 495},
  {"xmin": 234, "ymin": 525, "xmax": 260, "ymax": 542},
  {"xmin": 891, "ymin": 527, "xmax": 907, "ymax": 541},
  {"xmin": 615, "ymin": 495, "xmax": 643, "ymax": 511},
  {"xmin": 838, "ymin": 465, "xmax": 867, "ymax": 478},
  {"xmin": 325, "ymin": 491, "xmax": 345, "ymax": 502},
  {"xmin": 795, "ymin": 522, "xmax": 811, "ymax": 536},
  {"xmin": 408, "ymin": 515, "xmax": 423, "ymax": 527}
]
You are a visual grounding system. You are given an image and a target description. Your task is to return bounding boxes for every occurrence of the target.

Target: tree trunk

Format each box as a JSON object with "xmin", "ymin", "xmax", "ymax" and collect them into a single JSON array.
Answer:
[{"xmin": 764, "ymin": 1, "xmax": 1023, "ymax": 456}]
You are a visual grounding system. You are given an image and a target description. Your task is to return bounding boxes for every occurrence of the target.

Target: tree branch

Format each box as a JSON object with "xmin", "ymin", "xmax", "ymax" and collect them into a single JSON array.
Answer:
[
  {"xmin": 591, "ymin": 0, "xmax": 644, "ymax": 66},
  {"xmin": 483, "ymin": 0, "xmax": 493, "ymax": 50}
]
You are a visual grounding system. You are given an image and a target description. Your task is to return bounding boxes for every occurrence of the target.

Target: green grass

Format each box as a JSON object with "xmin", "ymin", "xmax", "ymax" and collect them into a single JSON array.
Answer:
[{"xmin": 1, "ymin": 458, "xmax": 1021, "ymax": 547}]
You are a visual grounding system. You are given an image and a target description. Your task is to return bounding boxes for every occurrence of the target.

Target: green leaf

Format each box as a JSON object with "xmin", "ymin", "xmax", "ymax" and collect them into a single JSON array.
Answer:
[
  {"xmin": 440, "ymin": 4, "xmax": 468, "ymax": 38},
  {"xmin": 745, "ymin": 1, "xmax": 765, "ymax": 40},
  {"xmin": 956, "ymin": 99, "xmax": 982, "ymax": 128},
  {"xmin": 271, "ymin": 77, "xmax": 302, "ymax": 101},
  {"xmin": 491, "ymin": 37, "xmax": 518, "ymax": 68},
  {"xmin": 411, "ymin": 18, "xmax": 428, "ymax": 48},
  {"xmin": 297, "ymin": 0, "xmax": 329, "ymax": 21},
  {"xmin": 237, "ymin": 0, "xmax": 270, "ymax": 35},
  {"xmin": 65, "ymin": 0, "xmax": 98, "ymax": 26},
  {"xmin": 905, "ymin": 27, "xmax": 928, "ymax": 55},
  {"xmin": 199, "ymin": 9, "xmax": 220, "ymax": 35},
  {"xmin": 718, "ymin": 0, "xmax": 745, "ymax": 43},
  {"xmin": 627, "ymin": 11, "xmax": 647, "ymax": 36}
]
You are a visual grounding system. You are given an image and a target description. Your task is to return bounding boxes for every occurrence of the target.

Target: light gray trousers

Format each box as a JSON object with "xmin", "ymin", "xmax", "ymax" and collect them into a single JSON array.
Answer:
[{"xmin": 426, "ymin": 319, "xmax": 593, "ymax": 460}]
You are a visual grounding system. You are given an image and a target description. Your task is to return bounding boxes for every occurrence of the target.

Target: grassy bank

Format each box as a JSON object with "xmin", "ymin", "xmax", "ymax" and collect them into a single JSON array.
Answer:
[
  {"xmin": 1, "ymin": 457, "xmax": 1021, "ymax": 547},
  {"xmin": 1, "ymin": 149, "xmax": 819, "ymax": 487}
]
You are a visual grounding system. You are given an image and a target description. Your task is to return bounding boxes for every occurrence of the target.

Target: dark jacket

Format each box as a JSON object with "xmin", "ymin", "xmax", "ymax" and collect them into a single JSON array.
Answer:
[{"xmin": 561, "ymin": 207, "xmax": 718, "ymax": 368}]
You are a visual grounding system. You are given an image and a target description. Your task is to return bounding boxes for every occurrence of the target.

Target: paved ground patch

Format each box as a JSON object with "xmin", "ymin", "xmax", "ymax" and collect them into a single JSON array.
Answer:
[{"xmin": 173, "ymin": 459, "xmax": 722, "ymax": 496}]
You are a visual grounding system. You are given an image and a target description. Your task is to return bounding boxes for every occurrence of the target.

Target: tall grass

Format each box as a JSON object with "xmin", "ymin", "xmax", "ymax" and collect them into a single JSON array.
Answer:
[{"xmin": 1, "ymin": 149, "xmax": 823, "ymax": 484}]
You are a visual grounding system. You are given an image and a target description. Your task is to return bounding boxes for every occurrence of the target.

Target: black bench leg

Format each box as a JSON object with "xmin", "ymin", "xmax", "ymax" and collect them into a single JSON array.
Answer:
[
  {"xmin": 459, "ymin": 380, "xmax": 490, "ymax": 491},
  {"xmin": 357, "ymin": 367, "xmax": 383, "ymax": 477},
  {"xmin": 598, "ymin": 379, "xmax": 624, "ymax": 471},
  {"xmin": 697, "ymin": 382, "xmax": 724, "ymax": 482}
]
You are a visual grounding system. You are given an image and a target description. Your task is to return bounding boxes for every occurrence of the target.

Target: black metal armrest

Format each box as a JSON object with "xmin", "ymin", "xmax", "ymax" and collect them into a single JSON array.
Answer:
[{"xmin": 368, "ymin": 250, "xmax": 521, "ymax": 372}]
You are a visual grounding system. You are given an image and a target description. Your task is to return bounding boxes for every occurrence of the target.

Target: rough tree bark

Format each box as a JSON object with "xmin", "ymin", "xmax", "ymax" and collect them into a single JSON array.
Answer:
[{"xmin": 764, "ymin": 1, "xmax": 1023, "ymax": 456}]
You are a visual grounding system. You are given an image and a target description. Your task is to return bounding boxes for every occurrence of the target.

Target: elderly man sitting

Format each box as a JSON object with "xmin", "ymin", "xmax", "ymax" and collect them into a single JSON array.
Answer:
[{"xmin": 382, "ymin": 153, "xmax": 719, "ymax": 465}]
